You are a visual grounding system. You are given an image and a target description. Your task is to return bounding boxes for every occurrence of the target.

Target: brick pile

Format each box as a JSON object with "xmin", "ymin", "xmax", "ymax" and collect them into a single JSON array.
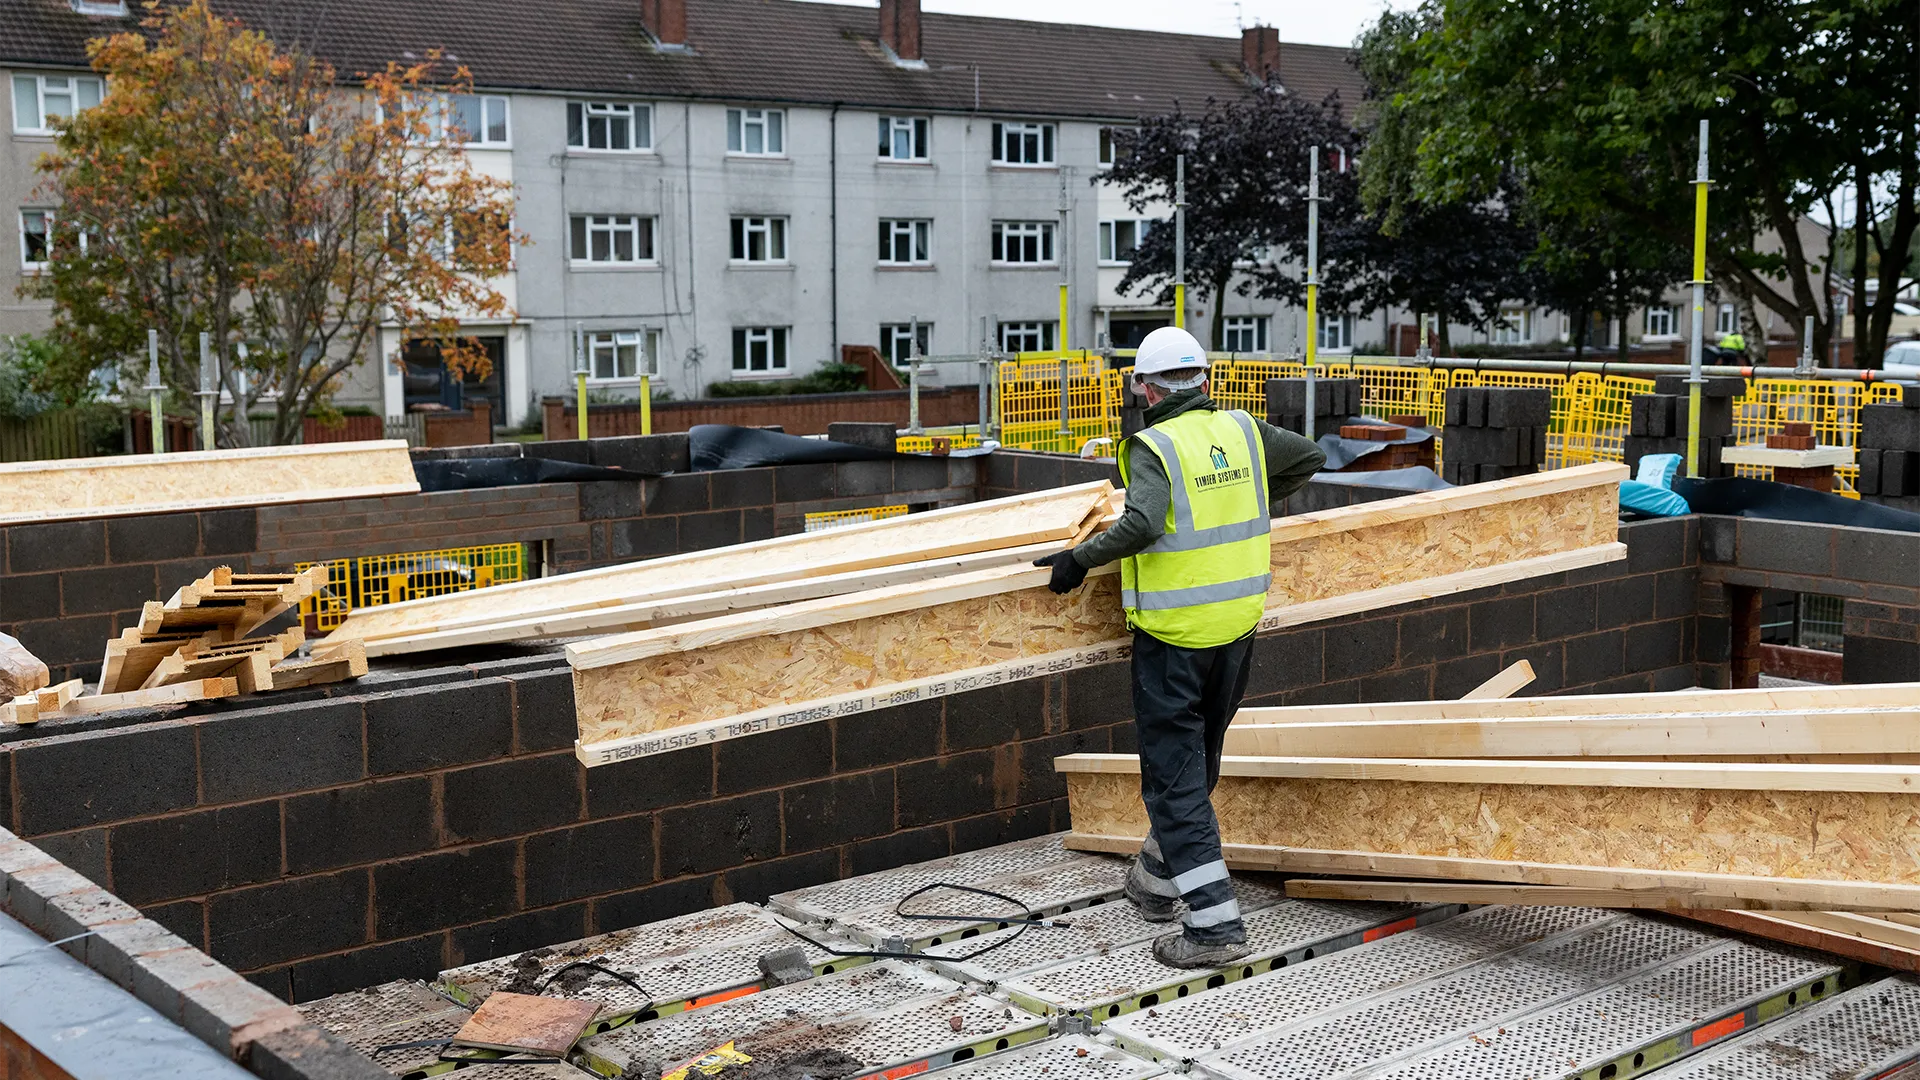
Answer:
[
  {"xmin": 1336, "ymin": 424, "xmax": 1435, "ymax": 473},
  {"xmin": 1264, "ymin": 378, "xmax": 1361, "ymax": 436},
  {"xmin": 1441, "ymin": 387, "xmax": 1549, "ymax": 484},
  {"xmin": 1623, "ymin": 375, "xmax": 1744, "ymax": 478},
  {"xmin": 1855, "ymin": 387, "xmax": 1920, "ymax": 511}
]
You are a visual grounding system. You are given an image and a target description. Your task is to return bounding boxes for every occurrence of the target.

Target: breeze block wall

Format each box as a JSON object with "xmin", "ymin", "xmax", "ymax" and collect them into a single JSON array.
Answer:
[
  {"xmin": 0, "ymin": 436, "xmax": 979, "ymax": 685},
  {"xmin": 0, "ymin": 516, "xmax": 1701, "ymax": 1005}
]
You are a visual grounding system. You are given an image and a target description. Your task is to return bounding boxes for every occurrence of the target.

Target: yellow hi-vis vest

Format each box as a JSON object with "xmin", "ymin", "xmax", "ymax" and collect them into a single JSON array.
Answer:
[{"xmin": 1118, "ymin": 408, "xmax": 1272, "ymax": 648}]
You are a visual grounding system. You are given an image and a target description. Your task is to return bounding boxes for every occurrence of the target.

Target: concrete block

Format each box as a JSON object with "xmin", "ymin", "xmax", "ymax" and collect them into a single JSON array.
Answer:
[
  {"xmin": 108, "ymin": 801, "xmax": 282, "ymax": 905},
  {"xmin": 895, "ymin": 750, "xmax": 1000, "ymax": 829},
  {"xmin": 1468, "ymin": 595, "xmax": 1536, "ymax": 652},
  {"xmin": 12, "ymin": 721, "xmax": 198, "ymax": 834},
  {"xmin": 1887, "ymin": 450, "xmax": 1918, "ymax": 497},
  {"xmin": 947, "ymin": 677, "xmax": 1051, "ymax": 748},
  {"xmin": 715, "ymin": 721, "xmax": 832, "ymax": 795},
  {"xmin": 658, "ymin": 792, "xmax": 782, "ymax": 877},
  {"xmin": 85, "ymin": 916, "xmax": 196, "ymax": 995},
  {"xmin": 176, "ymin": 972, "xmax": 305, "ymax": 1061},
  {"xmin": 523, "ymin": 816, "xmax": 657, "ymax": 908},
  {"xmin": 31, "ymin": 828, "xmax": 107, "ymax": 886},
  {"xmin": 590, "ymin": 433, "xmax": 690, "ymax": 475},
  {"xmin": 1485, "ymin": 387, "xmax": 1551, "ymax": 428},
  {"xmin": 1863, "ymin": 405, "xmax": 1920, "ymax": 449},
  {"xmin": 1736, "ymin": 518, "xmax": 1835, "ymax": 576},
  {"xmin": 198, "ymin": 508, "xmax": 257, "ymax": 556},
  {"xmin": 288, "ymin": 934, "xmax": 444, "ymax": 1005},
  {"xmin": 827, "ymin": 422, "xmax": 898, "ymax": 452},
  {"xmin": 586, "ymin": 743, "xmax": 714, "ymax": 818},
  {"xmin": 678, "ymin": 509, "xmax": 744, "ymax": 550},
  {"xmin": 849, "ymin": 826, "xmax": 951, "ymax": 878},
  {"xmin": 521, "ymin": 439, "xmax": 593, "ymax": 464},
  {"xmin": 835, "ymin": 461, "xmax": 896, "ymax": 496},
  {"xmin": 773, "ymin": 463, "xmax": 836, "ymax": 502},
  {"xmin": 442, "ymin": 753, "xmax": 582, "ymax": 843},
  {"xmin": 1534, "ymin": 584, "xmax": 1598, "ymax": 641},
  {"xmin": 365, "ymin": 680, "xmax": 512, "ymax": 775},
  {"xmin": 126, "ymin": 945, "xmax": 229, "ymax": 1026},
  {"xmin": 609, "ymin": 516, "xmax": 677, "ymax": 559},
  {"xmin": 711, "ymin": 467, "xmax": 775, "ymax": 509},
  {"xmin": 1653, "ymin": 374, "xmax": 1746, "ymax": 399},
  {"xmin": 1624, "ymin": 516, "xmax": 1689, "ymax": 574},
  {"xmin": 725, "ymin": 849, "xmax": 841, "ymax": 907},
  {"xmin": 895, "ymin": 456, "xmax": 951, "ymax": 491},
  {"xmin": 834, "ymin": 698, "xmax": 941, "ymax": 767},
  {"xmin": 579, "ymin": 481, "xmax": 644, "ymax": 520},
  {"xmin": 1465, "ymin": 388, "xmax": 1487, "ymax": 428},
  {"xmin": 106, "ymin": 513, "xmax": 200, "ymax": 564},
  {"xmin": 196, "ymin": 699, "xmax": 365, "ymax": 803},
  {"xmin": 646, "ymin": 472, "xmax": 711, "ymax": 514},
  {"xmin": 1624, "ymin": 619, "xmax": 1687, "ymax": 672},
  {"xmin": 782, "ymin": 771, "xmax": 897, "ymax": 853},
  {"xmin": 449, "ymin": 904, "xmax": 589, "ymax": 969},
  {"xmin": 0, "ymin": 571, "xmax": 59, "ymax": 623},
  {"xmin": 1860, "ymin": 448, "xmax": 1884, "ymax": 494},
  {"xmin": 1396, "ymin": 606, "xmax": 1470, "ymax": 665},
  {"xmin": 284, "ymin": 777, "xmax": 435, "ymax": 877},
  {"xmin": 1845, "ymin": 634, "xmax": 1920, "ymax": 683},
  {"xmin": 1323, "ymin": 617, "xmax": 1399, "ymax": 681},
  {"xmin": 6, "ymin": 520, "xmax": 105, "ymax": 574},
  {"xmin": 1833, "ymin": 528, "xmax": 1920, "ymax": 588},
  {"xmin": 371, "ymin": 842, "xmax": 517, "ymax": 940}
]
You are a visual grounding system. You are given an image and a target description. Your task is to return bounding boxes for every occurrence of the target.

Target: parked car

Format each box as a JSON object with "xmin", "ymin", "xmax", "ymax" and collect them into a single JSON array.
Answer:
[{"xmin": 1892, "ymin": 301, "xmax": 1920, "ymax": 339}]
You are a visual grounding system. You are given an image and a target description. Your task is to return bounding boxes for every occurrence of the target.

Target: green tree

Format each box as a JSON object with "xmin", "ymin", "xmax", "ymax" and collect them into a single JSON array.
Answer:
[
  {"xmin": 1102, "ymin": 89, "xmax": 1361, "ymax": 349},
  {"xmin": 1379, "ymin": 0, "xmax": 1917, "ymax": 366},
  {"xmin": 26, "ymin": 0, "xmax": 524, "ymax": 444}
]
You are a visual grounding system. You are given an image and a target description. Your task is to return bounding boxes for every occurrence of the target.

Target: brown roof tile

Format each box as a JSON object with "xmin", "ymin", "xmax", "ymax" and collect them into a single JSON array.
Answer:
[{"xmin": 0, "ymin": 0, "xmax": 1364, "ymax": 121}]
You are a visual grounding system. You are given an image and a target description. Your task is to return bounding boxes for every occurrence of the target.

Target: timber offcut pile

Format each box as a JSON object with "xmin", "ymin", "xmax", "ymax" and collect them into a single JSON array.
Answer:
[
  {"xmin": 1057, "ymin": 680, "xmax": 1920, "ymax": 972},
  {"xmin": 4, "ymin": 565, "xmax": 366, "ymax": 726},
  {"xmin": 566, "ymin": 462, "xmax": 1628, "ymax": 765}
]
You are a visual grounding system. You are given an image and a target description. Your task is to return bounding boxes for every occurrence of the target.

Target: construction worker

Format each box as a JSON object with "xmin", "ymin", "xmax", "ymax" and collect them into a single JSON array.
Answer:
[
  {"xmin": 1717, "ymin": 330, "xmax": 1746, "ymax": 353},
  {"xmin": 1033, "ymin": 326, "xmax": 1324, "ymax": 968}
]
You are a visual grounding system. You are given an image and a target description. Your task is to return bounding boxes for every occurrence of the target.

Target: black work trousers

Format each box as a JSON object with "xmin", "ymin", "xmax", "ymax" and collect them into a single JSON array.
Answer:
[{"xmin": 1130, "ymin": 626, "xmax": 1255, "ymax": 943}]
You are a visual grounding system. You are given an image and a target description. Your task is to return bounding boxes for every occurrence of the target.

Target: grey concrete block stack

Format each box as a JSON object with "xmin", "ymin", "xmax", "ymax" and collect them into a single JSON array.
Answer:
[
  {"xmin": 1264, "ymin": 377, "xmax": 1361, "ymax": 436},
  {"xmin": 1441, "ymin": 387, "xmax": 1550, "ymax": 484},
  {"xmin": 1623, "ymin": 375, "xmax": 1742, "ymax": 478},
  {"xmin": 1855, "ymin": 386, "xmax": 1920, "ymax": 511}
]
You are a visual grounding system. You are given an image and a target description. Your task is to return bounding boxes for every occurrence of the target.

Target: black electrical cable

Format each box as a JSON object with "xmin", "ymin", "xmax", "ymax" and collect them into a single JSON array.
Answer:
[
  {"xmin": 538, "ymin": 959, "xmax": 653, "ymax": 1006},
  {"xmin": 777, "ymin": 882, "xmax": 1070, "ymax": 962}
]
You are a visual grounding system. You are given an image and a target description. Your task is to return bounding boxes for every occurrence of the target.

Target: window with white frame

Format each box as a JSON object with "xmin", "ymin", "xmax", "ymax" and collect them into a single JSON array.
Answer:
[
  {"xmin": 1223, "ymin": 315, "xmax": 1268, "ymax": 353},
  {"xmin": 727, "ymin": 108, "xmax": 785, "ymax": 155},
  {"xmin": 1716, "ymin": 302, "xmax": 1737, "ymax": 335},
  {"xmin": 1318, "ymin": 311, "xmax": 1354, "ymax": 352},
  {"xmin": 1491, "ymin": 307, "xmax": 1531, "ymax": 345},
  {"xmin": 1098, "ymin": 127, "xmax": 1120, "ymax": 167},
  {"xmin": 998, "ymin": 321, "xmax": 1056, "ymax": 353},
  {"xmin": 877, "ymin": 219, "xmax": 931, "ymax": 265},
  {"xmin": 1644, "ymin": 304, "xmax": 1678, "ymax": 337},
  {"xmin": 881, "ymin": 323, "xmax": 931, "ymax": 365},
  {"xmin": 730, "ymin": 216, "xmax": 788, "ymax": 262},
  {"xmin": 1098, "ymin": 219, "xmax": 1151, "ymax": 264},
  {"xmin": 992, "ymin": 221, "xmax": 1055, "ymax": 264},
  {"xmin": 568, "ymin": 214, "xmax": 655, "ymax": 264},
  {"xmin": 878, "ymin": 116, "xmax": 929, "ymax": 161},
  {"xmin": 588, "ymin": 330, "xmax": 660, "ymax": 380},
  {"xmin": 568, "ymin": 102, "xmax": 651, "ymax": 151},
  {"xmin": 12, "ymin": 74, "xmax": 103, "ymax": 134},
  {"xmin": 445, "ymin": 94, "xmax": 510, "ymax": 145},
  {"xmin": 19, "ymin": 210, "xmax": 51, "ymax": 268},
  {"xmin": 991, "ymin": 121, "xmax": 1055, "ymax": 166},
  {"xmin": 731, "ymin": 326, "xmax": 789, "ymax": 373}
]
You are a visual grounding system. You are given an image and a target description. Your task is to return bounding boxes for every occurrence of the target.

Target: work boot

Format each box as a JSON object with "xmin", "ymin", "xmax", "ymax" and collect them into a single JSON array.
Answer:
[
  {"xmin": 1152, "ymin": 930, "xmax": 1252, "ymax": 969},
  {"xmin": 1123, "ymin": 859, "xmax": 1180, "ymax": 923}
]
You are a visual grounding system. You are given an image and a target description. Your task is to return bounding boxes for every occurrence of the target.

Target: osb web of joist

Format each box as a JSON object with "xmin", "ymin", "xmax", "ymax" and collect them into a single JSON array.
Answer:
[
  {"xmin": 325, "ymin": 481, "xmax": 1115, "ymax": 647},
  {"xmin": 1065, "ymin": 770, "xmax": 1920, "ymax": 886},
  {"xmin": 570, "ymin": 465, "xmax": 1626, "ymax": 754},
  {"xmin": 0, "ymin": 440, "xmax": 418, "ymax": 526}
]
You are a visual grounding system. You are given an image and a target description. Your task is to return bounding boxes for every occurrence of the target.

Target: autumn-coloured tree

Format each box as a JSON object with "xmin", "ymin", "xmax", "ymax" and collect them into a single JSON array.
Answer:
[{"xmin": 25, "ymin": 0, "xmax": 523, "ymax": 445}]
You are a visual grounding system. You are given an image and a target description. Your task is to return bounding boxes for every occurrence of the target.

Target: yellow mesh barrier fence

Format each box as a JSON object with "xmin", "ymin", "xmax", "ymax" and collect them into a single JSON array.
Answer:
[
  {"xmin": 996, "ymin": 352, "xmax": 1118, "ymax": 454},
  {"xmin": 804, "ymin": 505, "xmax": 910, "ymax": 532},
  {"xmin": 1723, "ymin": 379, "xmax": 1898, "ymax": 495},
  {"xmin": 895, "ymin": 432, "xmax": 982, "ymax": 454},
  {"xmin": 298, "ymin": 542, "xmax": 528, "ymax": 633}
]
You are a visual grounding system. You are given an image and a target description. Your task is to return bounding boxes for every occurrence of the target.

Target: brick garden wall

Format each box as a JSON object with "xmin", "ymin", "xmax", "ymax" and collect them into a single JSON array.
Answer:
[
  {"xmin": 0, "ymin": 438, "xmax": 978, "ymax": 685},
  {"xmin": 0, "ymin": 517, "xmax": 1703, "ymax": 1006}
]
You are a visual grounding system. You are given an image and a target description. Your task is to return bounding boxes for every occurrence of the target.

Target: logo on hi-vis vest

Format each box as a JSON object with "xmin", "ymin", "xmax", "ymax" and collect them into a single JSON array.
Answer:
[{"xmin": 1195, "ymin": 443, "xmax": 1252, "ymax": 489}]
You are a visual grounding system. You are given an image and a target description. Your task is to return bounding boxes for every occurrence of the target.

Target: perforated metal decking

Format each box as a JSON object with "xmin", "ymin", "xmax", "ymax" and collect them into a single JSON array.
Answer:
[
  {"xmin": 572, "ymin": 960, "xmax": 1050, "ymax": 1079},
  {"xmin": 435, "ymin": 902, "xmax": 861, "ymax": 1034},
  {"xmin": 297, "ymin": 980, "xmax": 472, "ymax": 1077},
  {"xmin": 1652, "ymin": 976, "xmax": 1920, "ymax": 1080},
  {"xmin": 770, "ymin": 833, "xmax": 1130, "ymax": 950},
  {"xmin": 998, "ymin": 899, "xmax": 1462, "ymax": 1023}
]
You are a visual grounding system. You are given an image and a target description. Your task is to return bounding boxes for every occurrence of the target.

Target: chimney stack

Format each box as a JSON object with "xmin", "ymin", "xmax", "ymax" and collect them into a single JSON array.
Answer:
[
  {"xmin": 1241, "ymin": 24, "xmax": 1279, "ymax": 83},
  {"xmin": 879, "ymin": 0, "xmax": 922, "ymax": 63},
  {"xmin": 643, "ymin": 0, "xmax": 687, "ymax": 48}
]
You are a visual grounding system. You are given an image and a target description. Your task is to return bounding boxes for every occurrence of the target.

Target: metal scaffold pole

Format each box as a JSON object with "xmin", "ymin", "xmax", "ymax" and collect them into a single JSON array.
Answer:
[
  {"xmin": 1686, "ymin": 119, "xmax": 1711, "ymax": 478},
  {"xmin": 1305, "ymin": 145, "xmax": 1321, "ymax": 441},
  {"xmin": 197, "ymin": 331, "xmax": 216, "ymax": 451},
  {"xmin": 145, "ymin": 329, "xmax": 164, "ymax": 455},
  {"xmin": 1173, "ymin": 154, "xmax": 1186, "ymax": 330}
]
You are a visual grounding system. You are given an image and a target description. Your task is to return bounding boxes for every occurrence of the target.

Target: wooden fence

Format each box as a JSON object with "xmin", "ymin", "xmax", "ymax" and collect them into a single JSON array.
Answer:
[{"xmin": 0, "ymin": 410, "xmax": 118, "ymax": 462}]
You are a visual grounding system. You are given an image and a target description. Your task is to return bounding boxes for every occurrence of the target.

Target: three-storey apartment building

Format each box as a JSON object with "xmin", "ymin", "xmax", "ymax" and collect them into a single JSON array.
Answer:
[{"xmin": 0, "ymin": 0, "xmax": 1365, "ymax": 425}]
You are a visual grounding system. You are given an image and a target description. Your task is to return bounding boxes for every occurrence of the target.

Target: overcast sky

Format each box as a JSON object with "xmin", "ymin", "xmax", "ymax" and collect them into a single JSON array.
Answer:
[{"xmin": 808, "ymin": 0, "xmax": 1413, "ymax": 49}]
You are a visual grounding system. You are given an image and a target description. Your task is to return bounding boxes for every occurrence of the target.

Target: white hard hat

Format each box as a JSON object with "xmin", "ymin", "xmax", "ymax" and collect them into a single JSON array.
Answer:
[{"xmin": 1132, "ymin": 326, "xmax": 1209, "ymax": 390}]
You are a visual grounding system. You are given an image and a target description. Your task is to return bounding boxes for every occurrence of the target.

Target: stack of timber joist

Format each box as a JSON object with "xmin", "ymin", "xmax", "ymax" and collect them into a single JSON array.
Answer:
[
  {"xmin": 566, "ymin": 462, "xmax": 1628, "ymax": 765},
  {"xmin": 2, "ymin": 565, "xmax": 367, "ymax": 726},
  {"xmin": 318, "ymin": 481, "xmax": 1124, "ymax": 659},
  {"xmin": 1057, "ymin": 680, "xmax": 1920, "ymax": 972},
  {"xmin": 0, "ymin": 440, "xmax": 418, "ymax": 526}
]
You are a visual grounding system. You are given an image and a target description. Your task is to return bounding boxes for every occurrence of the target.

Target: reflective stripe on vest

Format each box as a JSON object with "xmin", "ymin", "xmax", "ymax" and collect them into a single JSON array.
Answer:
[{"xmin": 1119, "ymin": 407, "xmax": 1273, "ymax": 649}]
